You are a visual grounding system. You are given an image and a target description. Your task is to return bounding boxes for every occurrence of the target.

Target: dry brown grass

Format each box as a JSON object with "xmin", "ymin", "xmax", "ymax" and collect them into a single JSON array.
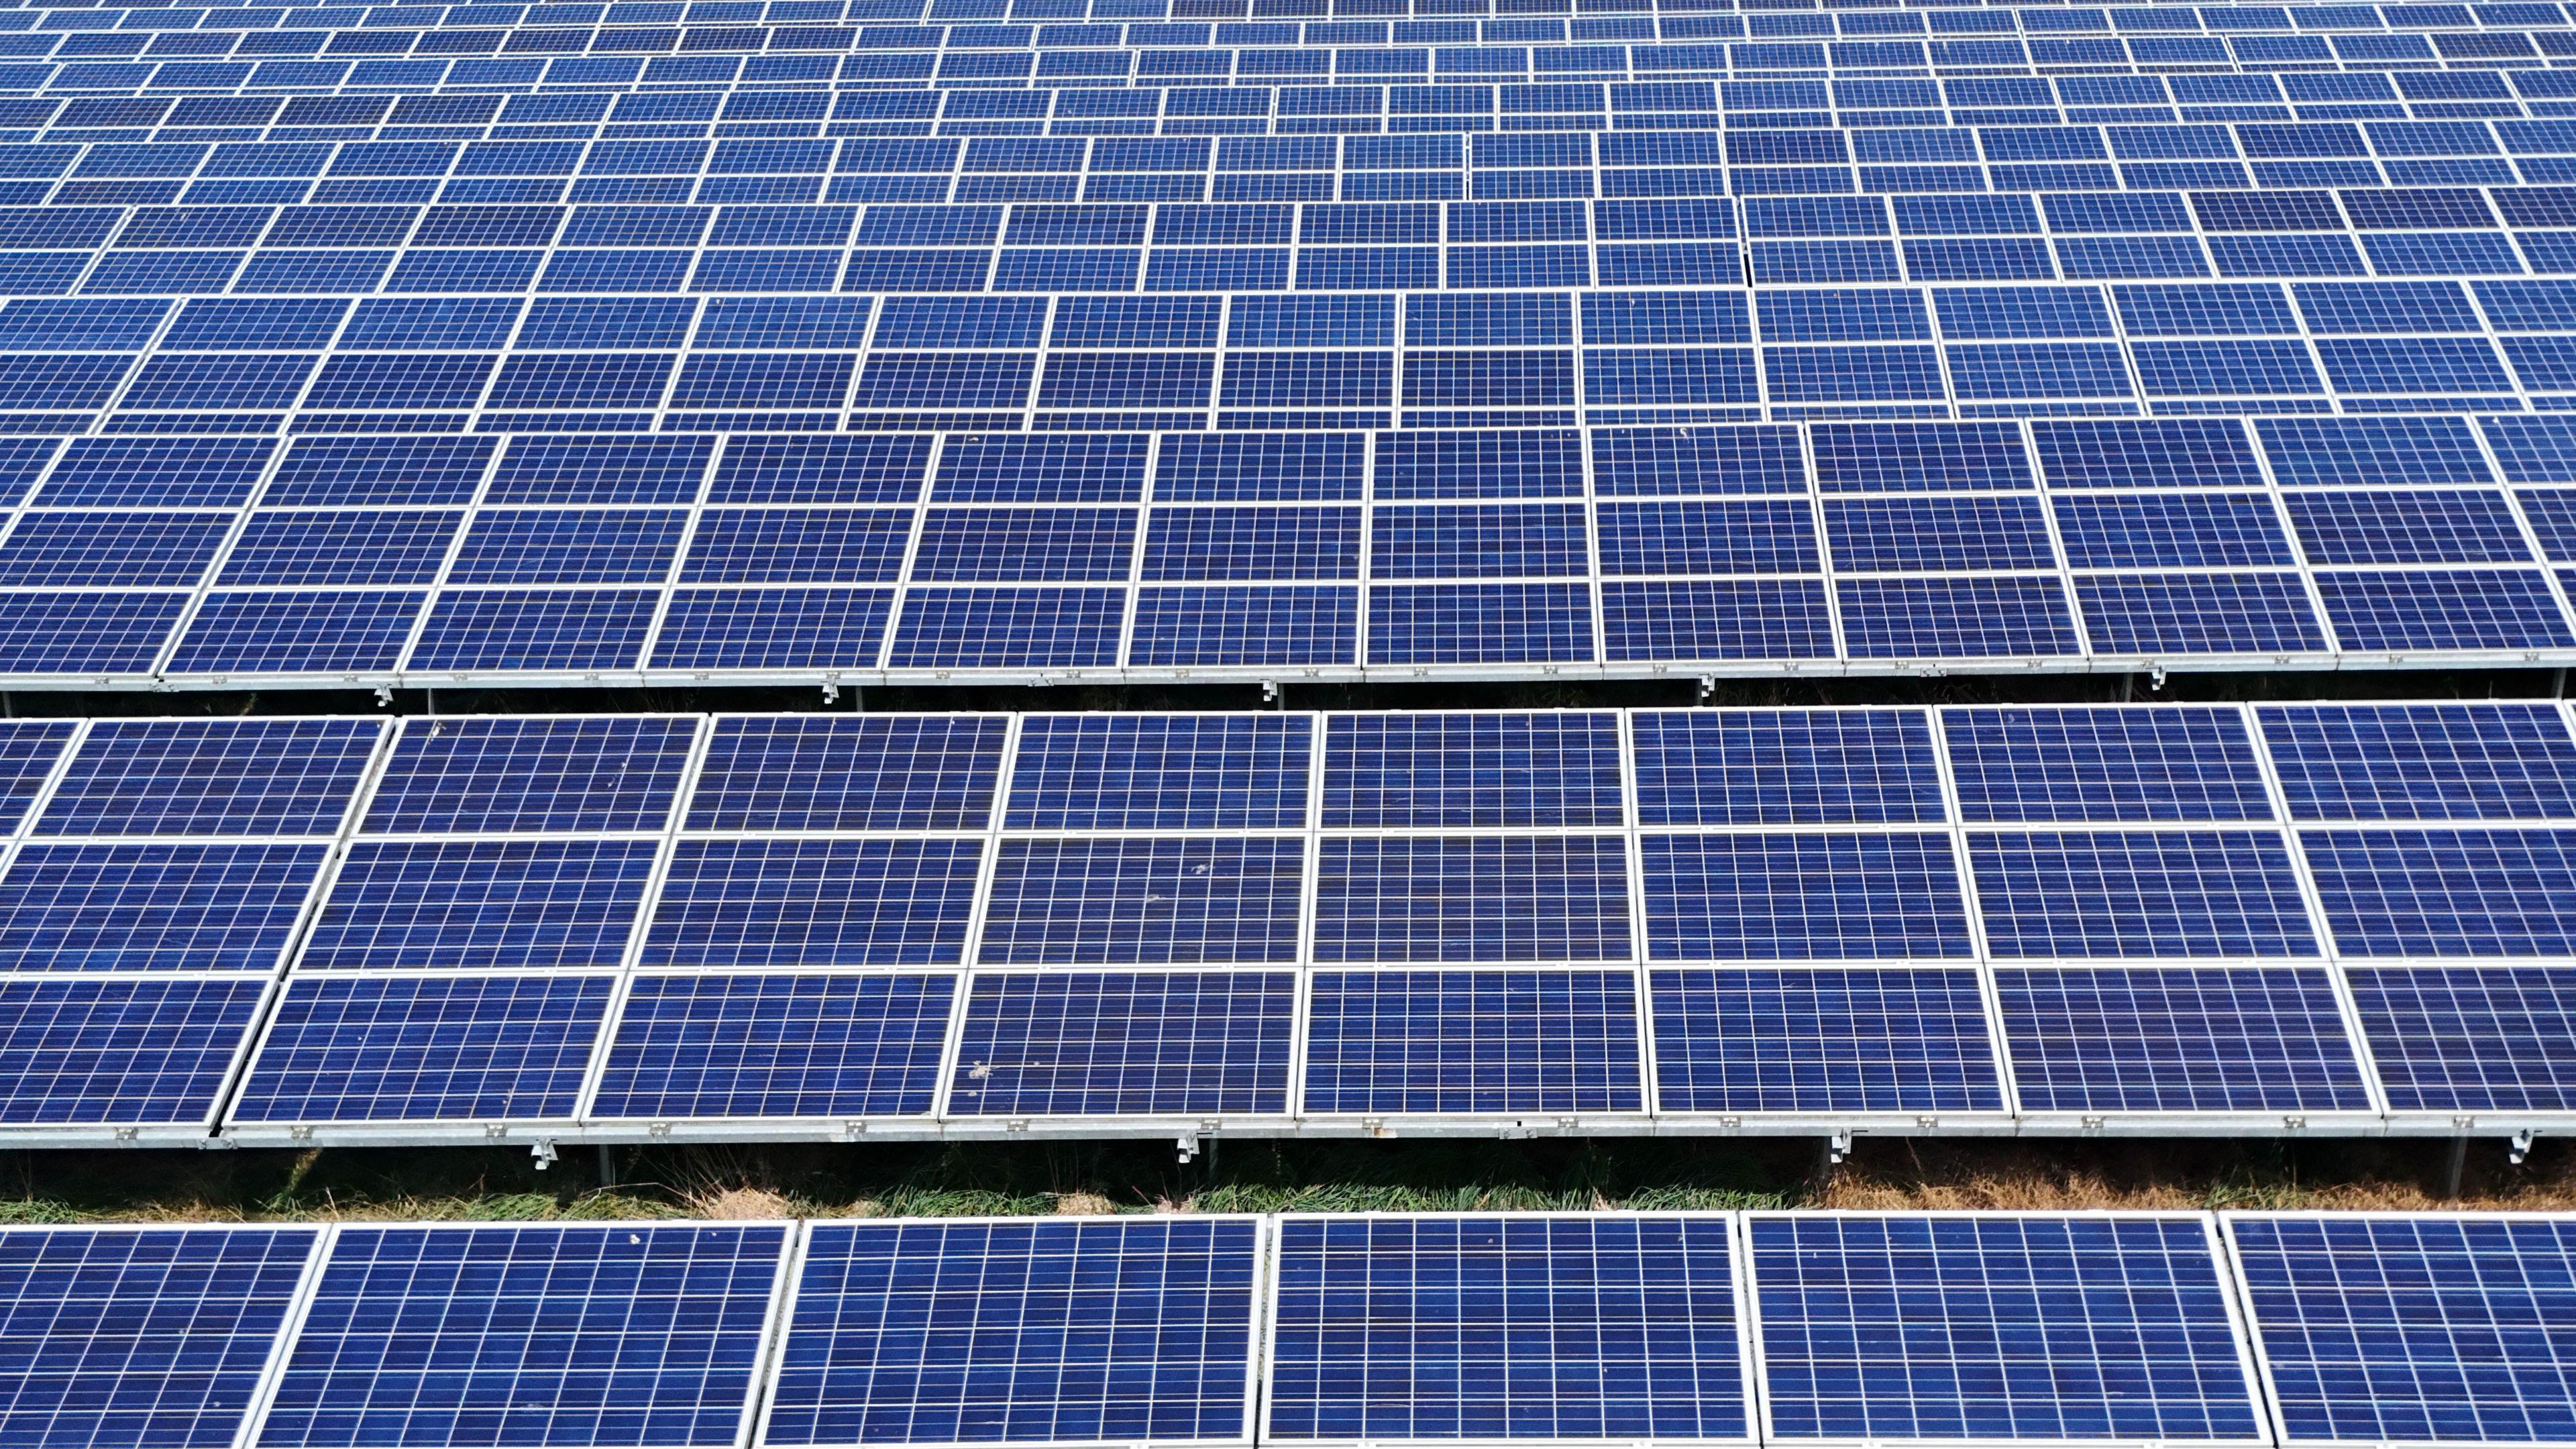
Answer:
[{"xmin": 1819, "ymin": 1138, "xmax": 2576, "ymax": 1214}]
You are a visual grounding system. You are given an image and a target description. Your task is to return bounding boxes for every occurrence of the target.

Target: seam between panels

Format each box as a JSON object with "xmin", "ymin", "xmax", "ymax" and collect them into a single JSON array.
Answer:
[
  {"xmin": 572, "ymin": 710, "xmax": 718, "ymax": 1125},
  {"xmin": 927, "ymin": 710, "xmax": 1023, "ymax": 1123},
  {"xmin": 1925, "ymin": 704, "xmax": 2025, "ymax": 1123},
  {"xmin": 2239, "ymin": 699, "xmax": 2394, "ymax": 1122}
]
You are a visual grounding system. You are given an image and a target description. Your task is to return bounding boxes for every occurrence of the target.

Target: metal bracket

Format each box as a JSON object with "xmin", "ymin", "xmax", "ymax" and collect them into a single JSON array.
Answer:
[
  {"xmin": 530, "ymin": 1140, "xmax": 557, "ymax": 1171},
  {"xmin": 1825, "ymin": 1130, "xmax": 1853, "ymax": 1165},
  {"xmin": 821, "ymin": 684, "xmax": 839, "ymax": 704},
  {"xmin": 2513, "ymin": 1128, "xmax": 2537, "ymax": 1166},
  {"xmin": 2149, "ymin": 664, "xmax": 2167, "ymax": 690},
  {"xmin": 372, "ymin": 686, "xmax": 392, "ymax": 707},
  {"xmin": 1176, "ymin": 1134, "xmax": 1199, "ymax": 1165},
  {"xmin": 1697, "ymin": 676, "xmax": 1716, "ymax": 702},
  {"xmin": 1261, "ymin": 680, "xmax": 1281, "ymax": 704}
]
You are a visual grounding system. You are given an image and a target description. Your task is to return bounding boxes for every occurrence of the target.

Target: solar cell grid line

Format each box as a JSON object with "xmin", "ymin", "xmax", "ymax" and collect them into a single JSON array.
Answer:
[
  {"xmin": 1741, "ymin": 1212, "xmax": 2271, "ymax": 1449},
  {"xmin": 0, "ymin": 1222, "xmax": 327, "ymax": 1449},
  {"xmin": 243, "ymin": 1220, "xmax": 798, "ymax": 1449},
  {"xmin": 758, "ymin": 1216, "xmax": 1265, "ymax": 1449},
  {"xmin": 2220, "ymin": 1211, "xmax": 2576, "ymax": 1449},
  {"xmin": 1262, "ymin": 1212, "xmax": 1756, "ymax": 1447}
]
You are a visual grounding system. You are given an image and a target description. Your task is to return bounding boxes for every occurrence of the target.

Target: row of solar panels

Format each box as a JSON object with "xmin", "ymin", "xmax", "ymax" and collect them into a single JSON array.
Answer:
[
  {"xmin": 0, "ymin": 417, "xmax": 2561, "ymax": 680},
  {"xmin": 3, "ymin": 1210, "xmax": 2567, "ymax": 1449},
  {"xmin": 1, "ymin": 701, "xmax": 2573, "ymax": 1144},
  {"xmin": 23, "ymin": 1, "xmax": 2576, "ymax": 38}
]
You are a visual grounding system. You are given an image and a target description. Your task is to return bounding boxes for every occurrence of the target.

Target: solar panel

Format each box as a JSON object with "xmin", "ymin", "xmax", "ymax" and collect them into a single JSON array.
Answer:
[
  {"xmin": 2227, "ymin": 1214, "xmax": 2576, "ymax": 1445},
  {"xmin": 592, "ymin": 973, "xmax": 954, "ymax": 1121},
  {"xmin": 363, "ymin": 716, "xmax": 696, "ymax": 835},
  {"xmin": 1009, "ymin": 715, "xmax": 1309, "ymax": 830},
  {"xmin": 2259, "ymin": 704, "xmax": 2576, "ymax": 821},
  {"xmin": 765, "ymin": 1218, "xmax": 1260, "ymax": 1448},
  {"xmin": 688, "ymin": 717, "xmax": 1006, "ymax": 833},
  {"xmin": 2345, "ymin": 965, "xmax": 2576, "ymax": 1112},
  {"xmin": 1970, "ymin": 830, "xmax": 2321, "ymax": 959},
  {"xmin": 230, "ymin": 975, "xmax": 612, "ymax": 1124},
  {"xmin": 1322, "ymin": 712, "xmax": 1620, "ymax": 828},
  {"xmin": 1945, "ymin": 707, "xmax": 2275, "ymax": 822},
  {"xmin": 1745, "ymin": 1213, "xmax": 2267, "ymax": 1444},
  {"xmin": 256, "ymin": 1224, "xmax": 788, "ymax": 1449},
  {"xmin": 1268, "ymin": 1215, "xmax": 1750, "ymax": 1443},
  {"xmin": 36, "ymin": 720, "xmax": 377, "ymax": 839},
  {"xmin": 1650, "ymin": 967, "xmax": 2006, "ymax": 1114},
  {"xmin": 0, "ymin": 1226, "xmax": 319, "ymax": 1449},
  {"xmin": 1993, "ymin": 966, "xmax": 2373, "ymax": 1113},
  {"xmin": 1302, "ymin": 969, "xmax": 1644, "ymax": 1114}
]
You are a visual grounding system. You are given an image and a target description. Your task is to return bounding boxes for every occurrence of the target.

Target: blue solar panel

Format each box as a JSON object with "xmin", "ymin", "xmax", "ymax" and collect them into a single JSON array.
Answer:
[
  {"xmin": 0, "ymin": 977, "xmax": 268, "ymax": 1127},
  {"xmin": 1631, "ymin": 710, "xmax": 1945, "ymax": 826},
  {"xmin": 1322, "ymin": 712, "xmax": 1621, "ymax": 828},
  {"xmin": 1747, "ymin": 1214, "xmax": 2265, "ymax": 1443},
  {"xmin": 2342, "ymin": 963, "xmax": 2576, "ymax": 1113},
  {"xmin": 1316, "ymin": 837, "xmax": 1629, "ymax": 963},
  {"xmin": 1945, "ymin": 707, "xmax": 2275, "ymax": 822},
  {"xmin": 38, "ymin": 720, "xmax": 376, "ymax": 839},
  {"xmin": 979, "ymin": 839, "xmax": 1304, "ymax": 965},
  {"xmin": 1971, "ymin": 830, "xmax": 2320, "ymax": 958},
  {"xmin": 0, "ymin": 843, "xmax": 326, "ymax": 974},
  {"xmin": 299, "ymin": 839, "xmax": 658, "ymax": 972},
  {"xmin": 1643, "ymin": 834, "xmax": 1973, "ymax": 961},
  {"xmin": 645, "ymin": 840, "xmax": 983, "ymax": 969},
  {"xmin": 0, "ymin": 1226, "xmax": 318, "ymax": 1449},
  {"xmin": 363, "ymin": 716, "xmax": 695, "ymax": 835},
  {"xmin": 2230, "ymin": 1215, "xmax": 2576, "ymax": 1444},
  {"xmin": 257, "ymin": 1225, "xmax": 785, "ymax": 1449},
  {"xmin": 2304, "ymin": 827, "xmax": 2576, "ymax": 956},
  {"xmin": 592, "ymin": 973, "xmax": 954, "ymax": 1120},
  {"xmin": 1650, "ymin": 967, "xmax": 2005, "ymax": 1114},
  {"xmin": 1268, "ymin": 1216, "xmax": 1748, "ymax": 1442},
  {"xmin": 949, "ymin": 971, "xmax": 1294, "ymax": 1116},
  {"xmin": 1302, "ymin": 970, "xmax": 1644, "ymax": 1114},
  {"xmin": 231, "ymin": 975, "xmax": 610, "ymax": 1123},
  {"xmin": 766, "ymin": 1219, "xmax": 1258, "ymax": 1447},
  {"xmin": 1008, "ymin": 715, "xmax": 1309, "ymax": 830},
  {"xmin": 688, "ymin": 716, "xmax": 1004, "ymax": 833},
  {"xmin": 1994, "ymin": 966, "xmax": 2372, "ymax": 1112},
  {"xmin": 2261, "ymin": 704, "xmax": 2576, "ymax": 821}
]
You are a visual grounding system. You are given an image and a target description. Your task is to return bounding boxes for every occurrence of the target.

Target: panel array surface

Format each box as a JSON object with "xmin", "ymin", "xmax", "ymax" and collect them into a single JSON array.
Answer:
[
  {"xmin": 0, "ymin": 700, "xmax": 2546, "ymax": 1145},
  {"xmin": 28, "ymin": 1212, "xmax": 2576, "ymax": 1449},
  {"xmin": 8, "ymin": 0, "xmax": 2576, "ymax": 678}
]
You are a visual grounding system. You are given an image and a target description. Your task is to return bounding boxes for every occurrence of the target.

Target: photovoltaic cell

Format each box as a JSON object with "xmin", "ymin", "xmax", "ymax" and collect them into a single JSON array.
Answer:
[
  {"xmin": 1747, "ymin": 1214, "xmax": 2265, "ymax": 1443},
  {"xmin": 2302, "ymin": 828, "xmax": 2576, "ymax": 957},
  {"xmin": 230, "ymin": 974, "xmax": 610, "ymax": 1123},
  {"xmin": 2260, "ymin": 704, "xmax": 2576, "ymax": 822},
  {"xmin": 766, "ymin": 1218, "xmax": 1258, "ymax": 1448},
  {"xmin": 2230, "ymin": 1214, "xmax": 2576, "ymax": 1445},
  {"xmin": 2347, "ymin": 966, "xmax": 2576, "ymax": 1112},
  {"xmin": 948, "ymin": 971, "xmax": 1294, "ymax": 1116},
  {"xmin": 1993, "ymin": 966, "xmax": 2372, "ymax": 1113},
  {"xmin": 1315, "ymin": 837, "xmax": 1630, "ymax": 963},
  {"xmin": 1008, "ymin": 715, "xmax": 1309, "ymax": 830},
  {"xmin": 0, "ymin": 977, "xmax": 268, "ymax": 1127},
  {"xmin": 363, "ymin": 716, "xmax": 696, "ymax": 835},
  {"xmin": 592, "ymin": 973, "xmax": 954, "ymax": 1120},
  {"xmin": 299, "ymin": 839, "xmax": 658, "ymax": 972},
  {"xmin": 645, "ymin": 839, "xmax": 983, "ymax": 969},
  {"xmin": 36, "ymin": 720, "xmax": 376, "ymax": 839},
  {"xmin": 0, "ymin": 843, "xmax": 326, "ymax": 973},
  {"xmin": 1631, "ymin": 711, "xmax": 1945, "ymax": 826},
  {"xmin": 980, "ymin": 840, "xmax": 1305, "ymax": 965},
  {"xmin": 257, "ymin": 1224, "xmax": 785, "ymax": 1449},
  {"xmin": 688, "ymin": 716, "xmax": 1005, "ymax": 833},
  {"xmin": 1642, "ymin": 834, "xmax": 1972, "ymax": 961},
  {"xmin": 1301, "ymin": 969, "xmax": 1644, "ymax": 1114},
  {"xmin": 0, "ymin": 1226, "xmax": 317, "ymax": 1449},
  {"xmin": 1649, "ymin": 967, "xmax": 2005, "ymax": 1114},
  {"xmin": 1268, "ymin": 1216, "xmax": 1748, "ymax": 1442},
  {"xmin": 1944, "ymin": 708, "xmax": 2275, "ymax": 823},
  {"xmin": 1322, "ymin": 713, "xmax": 1621, "ymax": 828},
  {"xmin": 1970, "ymin": 830, "xmax": 2320, "ymax": 959}
]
